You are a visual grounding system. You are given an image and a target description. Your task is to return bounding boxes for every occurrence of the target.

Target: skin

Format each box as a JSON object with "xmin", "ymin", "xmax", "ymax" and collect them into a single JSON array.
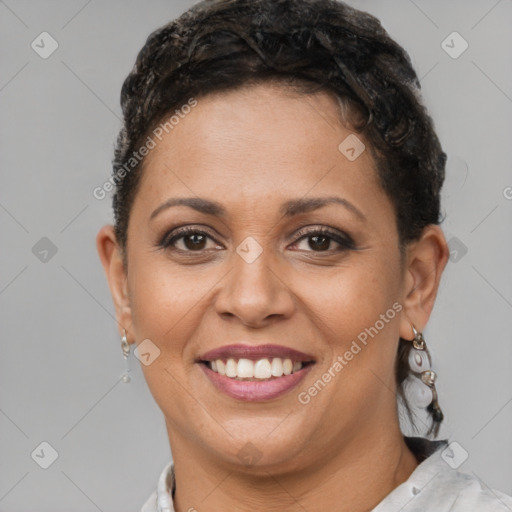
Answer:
[{"xmin": 97, "ymin": 83, "xmax": 449, "ymax": 512}]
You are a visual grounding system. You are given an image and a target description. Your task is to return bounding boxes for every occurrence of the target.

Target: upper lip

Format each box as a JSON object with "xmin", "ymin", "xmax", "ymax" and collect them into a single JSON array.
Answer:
[{"xmin": 198, "ymin": 344, "xmax": 315, "ymax": 362}]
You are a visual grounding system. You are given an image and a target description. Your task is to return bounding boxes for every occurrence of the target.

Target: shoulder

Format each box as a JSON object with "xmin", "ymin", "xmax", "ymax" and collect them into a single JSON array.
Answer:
[
  {"xmin": 140, "ymin": 490, "xmax": 158, "ymax": 512},
  {"xmin": 445, "ymin": 471, "xmax": 512, "ymax": 511},
  {"xmin": 140, "ymin": 461, "xmax": 175, "ymax": 512},
  {"xmin": 374, "ymin": 437, "xmax": 512, "ymax": 511}
]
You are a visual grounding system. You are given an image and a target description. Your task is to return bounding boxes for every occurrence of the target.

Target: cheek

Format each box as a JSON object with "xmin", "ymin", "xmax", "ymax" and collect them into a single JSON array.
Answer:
[
  {"xmin": 291, "ymin": 253, "xmax": 401, "ymax": 346},
  {"xmin": 126, "ymin": 259, "xmax": 213, "ymax": 420},
  {"xmin": 125, "ymin": 262, "xmax": 199, "ymax": 404},
  {"xmin": 293, "ymin": 253, "xmax": 402, "ymax": 401},
  {"xmin": 128, "ymin": 255, "xmax": 213, "ymax": 341}
]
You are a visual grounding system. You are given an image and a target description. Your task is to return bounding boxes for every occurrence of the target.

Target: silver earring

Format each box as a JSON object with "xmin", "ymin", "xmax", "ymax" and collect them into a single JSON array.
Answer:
[
  {"xmin": 403, "ymin": 325, "xmax": 442, "ymax": 419},
  {"xmin": 121, "ymin": 329, "xmax": 130, "ymax": 358},
  {"xmin": 120, "ymin": 329, "xmax": 131, "ymax": 383}
]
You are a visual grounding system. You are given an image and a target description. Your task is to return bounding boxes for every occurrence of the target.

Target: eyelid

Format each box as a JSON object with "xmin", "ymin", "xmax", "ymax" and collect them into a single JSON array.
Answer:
[
  {"xmin": 290, "ymin": 226, "xmax": 356, "ymax": 250},
  {"xmin": 160, "ymin": 225, "xmax": 223, "ymax": 248}
]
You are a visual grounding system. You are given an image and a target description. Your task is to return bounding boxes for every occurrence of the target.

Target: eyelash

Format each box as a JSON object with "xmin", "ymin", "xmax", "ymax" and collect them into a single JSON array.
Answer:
[
  {"xmin": 293, "ymin": 226, "xmax": 356, "ymax": 252},
  {"xmin": 158, "ymin": 225, "xmax": 356, "ymax": 255}
]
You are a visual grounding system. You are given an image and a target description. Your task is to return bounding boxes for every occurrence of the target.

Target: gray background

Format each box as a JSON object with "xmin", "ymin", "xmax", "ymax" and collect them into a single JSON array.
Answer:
[{"xmin": 1, "ymin": 0, "xmax": 511, "ymax": 510}]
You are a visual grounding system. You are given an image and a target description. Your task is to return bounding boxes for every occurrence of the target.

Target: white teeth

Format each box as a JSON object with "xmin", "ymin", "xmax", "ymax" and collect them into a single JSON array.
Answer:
[
  {"xmin": 271, "ymin": 358, "xmax": 283, "ymax": 377},
  {"xmin": 225, "ymin": 358, "xmax": 237, "ymax": 378},
  {"xmin": 209, "ymin": 357, "xmax": 305, "ymax": 379},
  {"xmin": 254, "ymin": 358, "xmax": 272, "ymax": 379},
  {"xmin": 216, "ymin": 360, "xmax": 226, "ymax": 375},
  {"xmin": 237, "ymin": 358, "xmax": 254, "ymax": 378}
]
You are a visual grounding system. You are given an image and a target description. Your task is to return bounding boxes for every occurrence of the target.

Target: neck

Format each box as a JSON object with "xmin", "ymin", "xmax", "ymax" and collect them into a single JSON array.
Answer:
[{"xmin": 168, "ymin": 424, "xmax": 419, "ymax": 512}]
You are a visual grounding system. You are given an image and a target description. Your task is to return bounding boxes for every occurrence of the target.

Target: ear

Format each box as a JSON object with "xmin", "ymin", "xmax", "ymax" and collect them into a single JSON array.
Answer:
[
  {"xmin": 96, "ymin": 225, "xmax": 134, "ymax": 344},
  {"xmin": 398, "ymin": 225, "xmax": 449, "ymax": 340}
]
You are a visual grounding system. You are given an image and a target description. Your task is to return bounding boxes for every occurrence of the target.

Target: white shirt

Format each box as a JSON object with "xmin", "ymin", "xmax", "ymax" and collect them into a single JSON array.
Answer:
[{"xmin": 141, "ymin": 437, "xmax": 512, "ymax": 511}]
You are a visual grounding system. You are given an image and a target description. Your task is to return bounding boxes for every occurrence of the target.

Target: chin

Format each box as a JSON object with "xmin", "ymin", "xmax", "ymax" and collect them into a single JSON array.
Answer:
[{"xmin": 204, "ymin": 421, "xmax": 315, "ymax": 475}]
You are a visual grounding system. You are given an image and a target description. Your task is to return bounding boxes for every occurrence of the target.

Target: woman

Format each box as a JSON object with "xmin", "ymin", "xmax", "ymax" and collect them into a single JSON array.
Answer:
[{"xmin": 96, "ymin": 0, "xmax": 512, "ymax": 510}]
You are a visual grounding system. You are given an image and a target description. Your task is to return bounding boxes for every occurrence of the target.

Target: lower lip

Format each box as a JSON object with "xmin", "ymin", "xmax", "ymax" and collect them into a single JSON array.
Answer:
[{"xmin": 199, "ymin": 363, "xmax": 313, "ymax": 401}]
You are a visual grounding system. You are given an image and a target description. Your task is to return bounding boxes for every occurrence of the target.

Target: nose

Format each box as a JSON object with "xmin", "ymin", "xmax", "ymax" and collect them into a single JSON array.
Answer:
[{"xmin": 214, "ymin": 247, "xmax": 296, "ymax": 328}]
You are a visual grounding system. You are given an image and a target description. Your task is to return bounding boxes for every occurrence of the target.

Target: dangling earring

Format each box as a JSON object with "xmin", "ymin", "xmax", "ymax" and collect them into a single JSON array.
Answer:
[
  {"xmin": 403, "ymin": 324, "xmax": 443, "ymax": 422},
  {"xmin": 120, "ymin": 329, "xmax": 131, "ymax": 383}
]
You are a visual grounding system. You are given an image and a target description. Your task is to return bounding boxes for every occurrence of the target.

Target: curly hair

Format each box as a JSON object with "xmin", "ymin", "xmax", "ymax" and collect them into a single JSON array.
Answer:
[{"xmin": 111, "ymin": 0, "xmax": 446, "ymax": 437}]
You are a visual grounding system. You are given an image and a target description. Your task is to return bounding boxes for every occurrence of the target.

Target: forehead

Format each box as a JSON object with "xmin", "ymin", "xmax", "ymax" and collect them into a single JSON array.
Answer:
[{"xmin": 131, "ymin": 83, "xmax": 388, "ymax": 220}]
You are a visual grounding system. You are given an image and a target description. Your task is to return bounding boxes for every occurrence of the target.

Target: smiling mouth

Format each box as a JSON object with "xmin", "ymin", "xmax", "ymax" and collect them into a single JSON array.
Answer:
[{"xmin": 199, "ymin": 357, "xmax": 315, "ymax": 381}]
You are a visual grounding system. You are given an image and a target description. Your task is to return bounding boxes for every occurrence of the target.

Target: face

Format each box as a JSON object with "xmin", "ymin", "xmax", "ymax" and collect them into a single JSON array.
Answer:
[{"xmin": 102, "ymin": 83, "xmax": 423, "ymax": 473}]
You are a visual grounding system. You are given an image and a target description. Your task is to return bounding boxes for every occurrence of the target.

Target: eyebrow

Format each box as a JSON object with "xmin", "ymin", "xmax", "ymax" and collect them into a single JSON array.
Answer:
[
  {"xmin": 150, "ymin": 197, "xmax": 225, "ymax": 220},
  {"xmin": 280, "ymin": 196, "xmax": 366, "ymax": 221},
  {"xmin": 149, "ymin": 196, "xmax": 366, "ymax": 222}
]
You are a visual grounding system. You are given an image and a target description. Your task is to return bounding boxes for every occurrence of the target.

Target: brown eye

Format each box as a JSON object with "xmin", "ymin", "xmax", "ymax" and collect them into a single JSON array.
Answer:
[
  {"xmin": 182, "ymin": 233, "xmax": 207, "ymax": 250},
  {"xmin": 308, "ymin": 235, "xmax": 331, "ymax": 251},
  {"xmin": 160, "ymin": 227, "xmax": 222, "ymax": 253},
  {"xmin": 292, "ymin": 227, "xmax": 356, "ymax": 253}
]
